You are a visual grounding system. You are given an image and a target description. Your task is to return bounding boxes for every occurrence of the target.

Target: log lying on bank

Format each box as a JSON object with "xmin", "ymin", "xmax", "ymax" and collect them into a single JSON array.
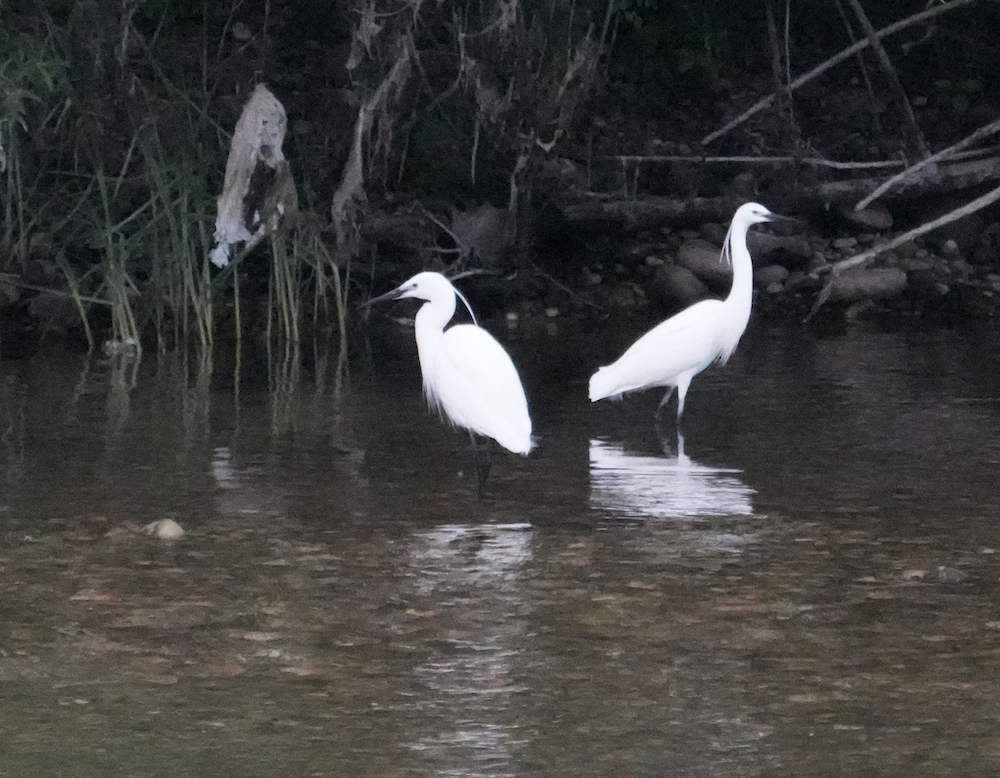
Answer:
[
  {"xmin": 551, "ymin": 153, "xmax": 1000, "ymax": 235},
  {"xmin": 554, "ymin": 195, "xmax": 743, "ymax": 235}
]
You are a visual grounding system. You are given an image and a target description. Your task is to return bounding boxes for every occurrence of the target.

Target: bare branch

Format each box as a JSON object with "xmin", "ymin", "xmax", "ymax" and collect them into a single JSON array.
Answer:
[
  {"xmin": 807, "ymin": 182, "xmax": 1000, "ymax": 320},
  {"xmin": 844, "ymin": 0, "xmax": 928, "ymax": 159},
  {"xmin": 598, "ymin": 153, "xmax": 910, "ymax": 169},
  {"xmin": 856, "ymin": 118, "xmax": 1000, "ymax": 210},
  {"xmin": 701, "ymin": 0, "xmax": 977, "ymax": 146}
]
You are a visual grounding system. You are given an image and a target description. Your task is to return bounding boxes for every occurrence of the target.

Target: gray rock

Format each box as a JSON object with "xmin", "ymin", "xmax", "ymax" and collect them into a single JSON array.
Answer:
[
  {"xmin": 747, "ymin": 232, "xmax": 812, "ymax": 266},
  {"xmin": 143, "ymin": 519, "xmax": 185, "ymax": 540},
  {"xmin": 839, "ymin": 203, "xmax": 893, "ymax": 231},
  {"xmin": 608, "ymin": 282, "xmax": 646, "ymax": 309},
  {"xmin": 900, "ymin": 257, "xmax": 934, "ymax": 273},
  {"xmin": 754, "ymin": 264, "xmax": 790, "ymax": 289},
  {"xmin": 676, "ymin": 238, "xmax": 730, "ymax": 285},
  {"xmin": 829, "ymin": 267, "xmax": 907, "ymax": 302},
  {"xmin": 652, "ymin": 264, "xmax": 709, "ymax": 309},
  {"xmin": 832, "ymin": 236, "xmax": 859, "ymax": 250},
  {"xmin": 784, "ymin": 271, "xmax": 814, "ymax": 292}
]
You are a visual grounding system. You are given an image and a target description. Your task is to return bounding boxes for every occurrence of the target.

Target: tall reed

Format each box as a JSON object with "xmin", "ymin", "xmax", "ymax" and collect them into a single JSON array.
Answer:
[
  {"xmin": 292, "ymin": 221, "xmax": 352, "ymax": 349},
  {"xmin": 141, "ymin": 139, "xmax": 214, "ymax": 352},
  {"xmin": 93, "ymin": 165, "xmax": 144, "ymax": 356},
  {"xmin": 267, "ymin": 237, "xmax": 302, "ymax": 344}
]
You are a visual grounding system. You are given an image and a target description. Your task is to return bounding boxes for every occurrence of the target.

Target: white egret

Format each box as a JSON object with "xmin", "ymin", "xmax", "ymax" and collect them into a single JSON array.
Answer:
[
  {"xmin": 589, "ymin": 202, "xmax": 795, "ymax": 423},
  {"xmin": 366, "ymin": 272, "xmax": 533, "ymax": 487}
]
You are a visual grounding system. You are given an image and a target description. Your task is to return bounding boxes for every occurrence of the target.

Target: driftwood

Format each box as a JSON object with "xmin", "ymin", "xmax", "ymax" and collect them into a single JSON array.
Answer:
[
  {"xmin": 599, "ymin": 153, "xmax": 910, "ymax": 171},
  {"xmin": 210, "ymin": 84, "xmax": 298, "ymax": 268},
  {"xmin": 812, "ymin": 154, "xmax": 1000, "ymax": 202}
]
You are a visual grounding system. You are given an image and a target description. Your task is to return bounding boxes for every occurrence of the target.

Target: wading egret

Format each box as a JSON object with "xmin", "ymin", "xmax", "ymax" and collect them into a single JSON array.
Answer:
[
  {"xmin": 366, "ymin": 272, "xmax": 533, "ymax": 487},
  {"xmin": 589, "ymin": 202, "xmax": 795, "ymax": 423}
]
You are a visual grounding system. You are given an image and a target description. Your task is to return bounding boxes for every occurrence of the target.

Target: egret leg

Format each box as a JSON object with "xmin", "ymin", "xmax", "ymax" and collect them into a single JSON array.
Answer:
[
  {"xmin": 469, "ymin": 432, "xmax": 493, "ymax": 492},
  {"xmin": 675, "ymin": 375, "xmax": 693, "ymax": 426},
  {"xmin": 653, "ymin": 416, "xmax": 678, "ymax": 457},
  {"xmin": 654, "ymin": 386, "xmax": 677, "ymax": 421}
]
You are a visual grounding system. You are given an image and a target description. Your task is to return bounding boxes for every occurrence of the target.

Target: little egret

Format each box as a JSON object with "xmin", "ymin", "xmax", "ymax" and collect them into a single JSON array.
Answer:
[
  {"xmin": 589, "ymin": 202, "xmax": 795, "ymax": 423},
  {"xmin": 366, "ymin": 272, "xmax": 533, "ymax": 487}
]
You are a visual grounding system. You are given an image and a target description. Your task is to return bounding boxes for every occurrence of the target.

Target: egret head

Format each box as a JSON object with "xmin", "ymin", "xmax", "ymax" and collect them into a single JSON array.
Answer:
[
  {"xmin": 735, "ymin": 201, "xmax": 802, "ymax": 229},
  {"xmin": 364, "ymin": 271, "xmax": 479, "ymax": 324},
  {"xmin": 734, "ymin": 202, "xmax": 776, "ymax": 227},
  {"xmin": 365, "ymin": 271, "xmax": 449, "ymax": 305},
  {"xmin": 721, "ymin": 202, "xmax": 800, "ymax": 267}
]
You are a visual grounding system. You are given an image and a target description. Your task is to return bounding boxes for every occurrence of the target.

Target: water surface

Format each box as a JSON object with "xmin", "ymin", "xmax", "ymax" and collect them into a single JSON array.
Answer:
[{"xmin": 2, "ymin": 320, "xmax": 1000, "ymax": 777}]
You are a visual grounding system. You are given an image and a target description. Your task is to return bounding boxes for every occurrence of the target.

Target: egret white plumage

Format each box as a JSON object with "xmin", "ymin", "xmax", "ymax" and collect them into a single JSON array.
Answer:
[
  {"xmin": 366, "ymin": 271, "xmax": 533, "ymax": 486},
  {"xmin": 589, "ymin": 202, "xmax": 794, "ymax": 422}
]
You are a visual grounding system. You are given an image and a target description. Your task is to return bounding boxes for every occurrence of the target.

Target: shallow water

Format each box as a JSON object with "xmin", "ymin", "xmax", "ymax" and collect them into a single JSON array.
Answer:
[{"xmin": 2, "ymin": 318, "xmax": 1000, "ymax": 777}]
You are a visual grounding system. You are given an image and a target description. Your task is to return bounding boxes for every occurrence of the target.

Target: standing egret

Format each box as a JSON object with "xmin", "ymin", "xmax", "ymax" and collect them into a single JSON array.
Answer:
[
  {"xmin": 366, "ymin": 272, "xmax": 533, "ymax": 488},
  {"xmin": 589, "ymin": 202, "xmax": 796, "ymax": 423}
]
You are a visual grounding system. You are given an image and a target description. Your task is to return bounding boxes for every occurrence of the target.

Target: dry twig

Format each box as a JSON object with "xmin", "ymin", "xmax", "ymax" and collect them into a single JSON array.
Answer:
[{"xmin": 701, "ymin": 0, "xmax": 976, "ymax": 146}]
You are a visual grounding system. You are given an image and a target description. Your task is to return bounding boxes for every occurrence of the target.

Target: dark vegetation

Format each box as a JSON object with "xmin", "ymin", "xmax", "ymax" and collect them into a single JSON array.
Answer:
[{"xmin": 0, "ymin": 0, "xmax": 998, "ymax": 358}]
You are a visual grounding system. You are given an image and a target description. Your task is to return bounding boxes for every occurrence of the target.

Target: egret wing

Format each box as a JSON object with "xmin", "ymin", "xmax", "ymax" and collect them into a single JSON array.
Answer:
[
  {"xmin": 590, "ymin": 300, "xmax": 725, "ymax": 399},
  {"xmin": 433, "ymin": 325, "xmax": 533, "ymax": 454}
]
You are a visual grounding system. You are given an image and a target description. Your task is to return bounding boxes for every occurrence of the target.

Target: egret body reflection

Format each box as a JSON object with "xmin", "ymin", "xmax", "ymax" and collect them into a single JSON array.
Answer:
[{"xmin": 589, "ymin": 433, "xmax": 754, "ymax": 521}]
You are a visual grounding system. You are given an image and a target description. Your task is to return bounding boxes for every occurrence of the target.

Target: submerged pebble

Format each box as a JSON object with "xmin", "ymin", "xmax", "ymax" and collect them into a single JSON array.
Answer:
[{"xmin": 143, "ymin": 519, "xmax": 185, "ymax": 540}]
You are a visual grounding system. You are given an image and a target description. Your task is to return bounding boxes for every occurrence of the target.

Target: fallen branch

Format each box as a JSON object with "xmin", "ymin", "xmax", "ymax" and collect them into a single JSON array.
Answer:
[
  {"xmin": 598, "ymin": 153, "xmax": 908, "ymax": 170},
  {"xmin": 0, "ymin": 273, "xmax": 107, "ymax": 305},
  {"xmin": 701, "ymin": 0, "xmax": 976, "ymax": 146},
  {"xmin": 556, "ymin": 195, "xmax": 743, "ymax": 233},
  {"xmin": 807, "ymin": 182, "xmax": 1000, "ymax": 320},
  {"xmin": 815, "ymin": 154, "xmax": 1000, "ymax": 202},
  {"xmin": 554, "ymin": 155, "xmax": 1000, "ymax": 233},
  {"xmin": 596, "ymin": 148, "xmax": 997, "ymax": 170},
  {"xmin": 856, "ymin": 117, "xmax": 1000, "ymax": 210}
]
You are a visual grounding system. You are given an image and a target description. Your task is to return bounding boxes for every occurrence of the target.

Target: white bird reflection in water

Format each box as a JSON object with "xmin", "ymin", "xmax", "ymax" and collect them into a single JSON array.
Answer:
[
  {"xmin": 402, "ymin": 522, "xmax": 534, "ymax": 778},
  {"xmin": 589, "ymin": 432, "xmax": 755, "ymax": 521}
]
